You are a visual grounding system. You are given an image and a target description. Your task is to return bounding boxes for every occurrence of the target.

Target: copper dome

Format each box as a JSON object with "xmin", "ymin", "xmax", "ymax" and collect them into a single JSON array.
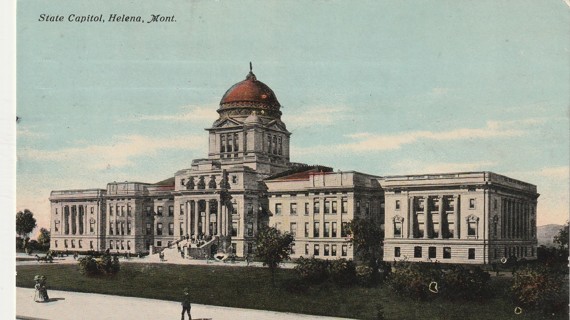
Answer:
[{"xmin": 218, "ymin": 66, "xmax": 282, "ymax": 119}]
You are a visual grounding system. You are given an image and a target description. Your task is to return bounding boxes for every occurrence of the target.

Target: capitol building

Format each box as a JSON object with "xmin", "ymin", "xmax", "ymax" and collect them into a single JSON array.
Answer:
[{"xmin": 49, "ymin": 66, "xmax": 539, "ymax": 264}]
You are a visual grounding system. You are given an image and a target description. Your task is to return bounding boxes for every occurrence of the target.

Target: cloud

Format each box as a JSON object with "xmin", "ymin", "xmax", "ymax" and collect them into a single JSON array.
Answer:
[
  {"xmin": 127, "ymin": 105, "xmax": 218, "ymax": 123},
  {"xmin": 294, "ymin": 118, "xmax": 544, "ymax": 155},
  {"xmin": 538, "ymin": 166, "xmax": 569, "ymax": 179},
  {"xmin": 18, "ymin": 134, "xmax": 206, "ymax": 170},
  {"xmin": 285, "ymin": 105, "xmax": 349, "ymax": 128},
  {"xmin": 16, "ymin": 126, "xmax": 46, "ymax": 139},
  {"xmin": 390, "ymin": 160, "xmax": 497, "ymax": 175}
]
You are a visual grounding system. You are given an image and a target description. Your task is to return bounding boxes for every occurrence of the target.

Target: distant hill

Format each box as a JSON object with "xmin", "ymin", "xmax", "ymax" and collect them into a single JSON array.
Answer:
[{"xmin": 537, "ymin": 224, "xmax": 564, "ymax": 247}]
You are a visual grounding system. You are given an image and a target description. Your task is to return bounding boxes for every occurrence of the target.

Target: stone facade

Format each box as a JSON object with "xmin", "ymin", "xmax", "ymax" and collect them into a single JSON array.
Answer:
[
  {"xmin": 49, "ymin": 67, "xmax": 539, "ymax": 264},
  {"xmin": 380, "ymin": 172, "xmax": 539, "ymax": 264}
]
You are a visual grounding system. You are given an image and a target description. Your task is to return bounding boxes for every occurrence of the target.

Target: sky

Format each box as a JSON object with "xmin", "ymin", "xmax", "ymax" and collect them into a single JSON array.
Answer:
[{"xmin": 15, "ymin": 0, "xmax": 570, "ymax": 235}]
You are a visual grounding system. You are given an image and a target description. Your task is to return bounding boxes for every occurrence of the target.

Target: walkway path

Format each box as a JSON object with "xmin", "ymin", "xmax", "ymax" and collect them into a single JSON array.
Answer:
[{"xmin": 17, "ymin": 288, "xmax": 352, "ymax": 320}]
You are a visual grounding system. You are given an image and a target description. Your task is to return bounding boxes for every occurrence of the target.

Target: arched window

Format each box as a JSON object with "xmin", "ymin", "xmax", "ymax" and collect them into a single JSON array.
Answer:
[
  {"xmin": 393, "ymin": 215, "xmax": 404, "ymax": 238},
  {"xmin": 466, "ymin": 215, "xmax": 479, "ymax": 239}
]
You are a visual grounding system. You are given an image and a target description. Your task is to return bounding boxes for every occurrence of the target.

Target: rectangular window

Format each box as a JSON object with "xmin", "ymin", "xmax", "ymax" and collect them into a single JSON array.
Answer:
[
  {"xmin": 146, "ymin": 206, "xmax": 151, "ymax": 216},
  {"xmin": 304, "ymin": 203, "xmax": 309, "ymax": 215},
  {"xmin": 324, "ymin": 201, "xmax": 330, "ymax": 214},
  {"xmin": 109, "ymin": 206, "xmax": 114, "ymax": 216},
  {"xmin": 314, "ymin": 244, "xmax": 320, "ymax": 256},
  {"xmin": 290, "ymin": 222, "xmax": 297, "ymax": 236},
  {"xmin": 157, "ymin": 223, "xmax": 163, "ymax": 235},
  {"xmin": 305, "ymin": 222, "xmax": 309, "ymax": 237},
  {"xmin": 275, "ymin": 203, "xmax": 282, "ymax": 215},
  {"xmin": 331, "ymin": 244, "xmax": 337, "ymax": 256},
  {"xmin": 127, "ymin": 223, "xmax": 132, "ymax": 235},
  {"xmin": 395, "ymin": 200, "xmax": 401, "ymax": 210},
  {"xmin": 232, "ymin": 222, "xmax": 238, "ymax": 237},
  {"xmin": 305, "ymin": 244, "xmax": 309, "ymax": 255},
  {"xmin": 247, "ymin": 223, "xmax": 254, "ymax": 236},
  {"xmin": 341, "ymin": 245, "xmax": 347, "ymax": 256},
  {"xmin": 169, "ymin": 223, "xmax": 174, "ymax": 235},
  {"xmin": 331, "ymin": 222, "xmax": 337, "ymax": 237},
  {"xmin": 443, "ymin": 247, "xmax": 451, "ymax": 259},
  {"xmin": 314, "ymin": 222, "xmax": 320, "ymax": 238},
  {"xmin": 180, "ymin": 222, "xmax": 184, "ymax": 236},
  {"xmin": 365, "ymin": 202, "xmax": 370, "ymax": 215},
  {"xmin": 157, "ymin": 241, "xmax": 162, "ymax": 247},
  {"xmin": 341, "ymin": 198, "xmax": 348, "ymax": 213},
  {"xmin": 180, "ymin": 204, "xmax": 184, "ymax": 215},
  {"xmin": 110, "ymin": 240, "xmax": 113, "ymax": 249},
  {"xmin": 121, "ymin": 206, "xmax": 125, "ymax": 216},
  {"xmin": 414, "ymin": 246, "xmax": 422, "ymax": 258},
  {"xmin": 493, "ymin": 199, "xmax": 498, "ymax": 210},
  {"xmin": 247, "ymin": 242, "xmax": 253, "ymax": 254},
  {"xmin": 127, "ymin": 204, "xmax": 132, "ymax": 216},
  {"xmin": 290, "ymin": 203, "xmax": 297, "ymax": 215},
  {"xmin": 341, "ymin": 222, "xmax": 348, "ymax": 237},
  {"xmin": 331, "ymin": 201, "xmax": 337, "ymax": 214},
  {"xmin": 394, "ymin": 247, "xmax": 401, "ymax": 258},
  {"xmin": 313, "ymin": 200, "xmax": 320, "ymax": 214},
  {"xmin": 90, "ymin": 221, "xmax": 94, "ymax": 233},
  {"xmin": 324, "ymin": 244, "xmax": 330, "ymax": 256},
  {"xmin": 356, "ymin": 200, "xmax": 361, "ymax": 214},
  {"xmin": 469, "ymin": 199, "xmax": 476, "ymax": 209},
  {"xmin": 146, "ymin": 223, "xmax": 152, "ymax": 235},
  {"xmin": 468, "ymin": 248, "xmax": 475, "ymax": 260},
  {"xmin": 324, "ymin": 222, "xmax": 330, "ymax": 237},
  {"xmin": 169, "ymin": 205, "xmax": 174, "ymax": 216},
  {"xmin": 109, "ymin": 223, "xmax": 114, "ymax": 235},
  {"xmin": 90, "ymin": 207, "xmax": 94, "ymax": 214},
  {"xmin": 428, "ymin": 246, "xmax": 436, "ymax": 259},
  {"xmin": 157, "ymin": 206, "xmax": 163, "ymax": 216},
  {"xmin": 54, "ymin": 221, "xmax": 60, "ymax": 232},
  {"xmin": 247, "ymin": 204, "xmax": 253, "ymax": 216}
]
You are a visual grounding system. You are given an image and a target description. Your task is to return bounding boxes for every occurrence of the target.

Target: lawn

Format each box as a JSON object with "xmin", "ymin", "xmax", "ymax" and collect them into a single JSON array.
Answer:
[{"xmin": 16, "ymin": 262, "xmax": 568, "ymax": 320}]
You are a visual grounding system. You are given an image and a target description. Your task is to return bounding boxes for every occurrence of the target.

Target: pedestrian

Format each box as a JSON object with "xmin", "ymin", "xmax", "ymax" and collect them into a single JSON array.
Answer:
[{"xmin": 181, "ymin": 287, "xmax": 192, "ymax": 320}]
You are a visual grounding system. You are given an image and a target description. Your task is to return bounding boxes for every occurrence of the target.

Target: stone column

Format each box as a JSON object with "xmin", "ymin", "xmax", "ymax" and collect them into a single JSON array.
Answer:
[
  {"xmin": 408, "ymin": 196, "xmax": 413, "ymax": 238},
  {"xmin": 438, "ymin": 196, "xmax": 444, "ymax": 239},
  {"xmin": 239, "ymin": 201, "xmax": 245, "ymax": 238},
  {"xmin": 74, "ymin": 205, "xmax": 78, "ymax": 235},
  {"xmin": 319, "ymin": 197, "xmax": 325, "ymax": 238},
  {"xmin": 423, "ymin": 197, "xmax": 429, "ymax": 239},
  {"xmin": 205, "ymin": 200, "xmax": 211, "ymax": 236},
  {"xmin": 193, "ymin": 201, "xmax": 199, "ymax": 236},
  {"xmin": 217, "ymin": 199, "xmax": 222, "ymax": 236},
  {"xmin": 453, "ymin": 195, "xmax": 460, "ymax": 239},
  {"xmin": 337, "ymin": 196, "xmax": 342, "ymax": 238}
]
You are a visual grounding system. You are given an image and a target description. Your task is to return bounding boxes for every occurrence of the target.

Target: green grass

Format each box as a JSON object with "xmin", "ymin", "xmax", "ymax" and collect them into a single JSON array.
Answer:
[{"xmin": 16, "ymin": 262, "xmax": 568, "ymax": 320}]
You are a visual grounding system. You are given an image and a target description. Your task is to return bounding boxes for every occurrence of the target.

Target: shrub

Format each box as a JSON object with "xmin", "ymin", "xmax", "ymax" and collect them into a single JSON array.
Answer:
[
  {"xmin": 294, "ymin": 257, "xmax": 329, "ymax": 284},
  {"xmin": 78, "ymin": 253, "xmax": 120, "ymax": 276},
  {"xmin": 512, "ymin": 265, "xmax": 566, "ymax": 314},
  {"xmin": 356, "ymin": 265, "xmax": 377, "ymax": 286},
  {"xmin": 329, "ymin": 258, "xmax": 356, "ymax": 286},
  {"xmin": 440, "ymin": 266, "xmax": 490, "ymax": 300},
  {"xmin": 388, "ymin": 262, "xmax": 436, "ymax": 300}
]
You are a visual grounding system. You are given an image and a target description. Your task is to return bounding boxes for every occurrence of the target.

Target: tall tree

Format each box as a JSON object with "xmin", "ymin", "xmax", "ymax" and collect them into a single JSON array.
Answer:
[
  {"xmin": 255, "ymin": 226, "xmax": 294, "ymax": 286},
  {"xmin": 16, "ymin": 209, "xmax": 37, "ymax": 242},
  {"xmin": 37, "ymin": 228, "xmax": 51, "ymax": 248},
  {"xmin": 347, "ymin": 216, "xmax": 383, "ymax": 268},
  {"xmin": 553, "ymin": 222, "xmax": 569, "ymax": 252}
]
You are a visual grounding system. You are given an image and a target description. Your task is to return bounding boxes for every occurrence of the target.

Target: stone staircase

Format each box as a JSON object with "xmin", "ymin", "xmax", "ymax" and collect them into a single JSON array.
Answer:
[{"xmin": 147, "ymin": 236, "xmax": 219, "ymax": 262}]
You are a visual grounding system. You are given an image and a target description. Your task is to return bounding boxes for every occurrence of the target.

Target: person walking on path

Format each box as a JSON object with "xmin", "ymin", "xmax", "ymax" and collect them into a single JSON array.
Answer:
[{"xmin": 181, "ymin": 287, "xmax": 192, "ymax": 320}]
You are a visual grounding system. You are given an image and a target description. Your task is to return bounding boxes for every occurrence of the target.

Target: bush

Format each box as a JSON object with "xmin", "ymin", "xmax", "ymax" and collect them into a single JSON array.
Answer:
[
  {"xmin": 440, "ymin": 266, "xmax": 490, "ymax": 300},
  {"xmin": 78, "ymin": 254, "xmax": 120, "ymax": 276},
  {"xmin": 294, "ymin": 257, "xmax": 329, "ymax": 284},
  {"xmin": 356, "ymin": 265, "xmax": 375, "ymax": 286},
  {"xmin": 388, "ymin": 262, "xmax": 436, "ymax": 300},
  {"xmin": 512, "ymin": 265, "xmax": 566, "ymax": 314},
  {"xmin": 329, "ymin": 259, "xmax": 356, "ymax": 286}
]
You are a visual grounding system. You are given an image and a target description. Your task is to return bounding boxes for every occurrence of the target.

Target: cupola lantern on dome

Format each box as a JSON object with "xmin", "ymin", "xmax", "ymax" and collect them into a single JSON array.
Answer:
[{"xmin": 218, "ymin": 63, "xmax": 282, "ymax": 120}]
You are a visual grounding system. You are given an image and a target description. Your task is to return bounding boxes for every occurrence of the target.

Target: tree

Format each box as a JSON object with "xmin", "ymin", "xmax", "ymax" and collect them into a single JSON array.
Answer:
[
  {"xmin": 347, "ymin": 217, "xmax": 383, "ymax": 269},
  {"xmin": 16, "ymin": 209, "xmax": 37, "ymax": 246},
  {"xmin": 37, "ymin": 228, "xmax": 51, "ymax": 249},
  {"xmin": 254, "ymin": 226, "xmax": 294, "ymax": 286},
  {"xmin": 553, "ymin": 222, "xmax": 569, "ymax": 252}
]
